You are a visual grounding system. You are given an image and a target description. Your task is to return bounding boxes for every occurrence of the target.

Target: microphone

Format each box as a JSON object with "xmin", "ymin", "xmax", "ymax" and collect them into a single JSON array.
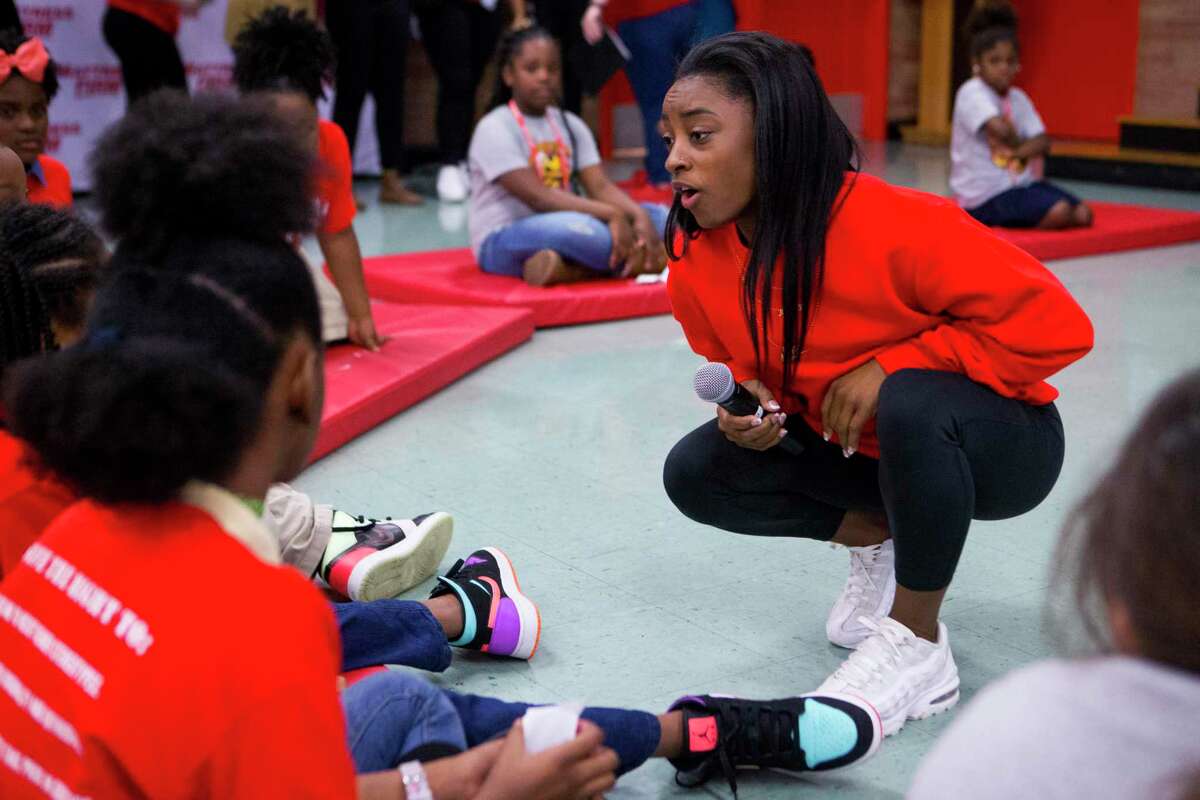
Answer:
[{"xmin": 693, "ymin": 362, "xmax": 804, "ymax": 455}]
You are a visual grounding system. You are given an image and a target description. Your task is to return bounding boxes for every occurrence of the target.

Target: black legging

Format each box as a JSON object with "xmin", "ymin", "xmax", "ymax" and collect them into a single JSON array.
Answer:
[
  {"xmin": 326, "ymin": 0, "xmax": 410, "ymax": 171},
  {"xmin": 414, "ymin": 0, "xmax": 502, "ymax": 164},
  {"xmin": 102, "ymin": 7, "xmax": 187, "ymax": 107},
  {"xmin": 532, "ymin": 0, "xmax": 590, "ymax": 114},
  {"xmin": 663, "ymin": 369, "xmax": 1065, "ymax": 592}
]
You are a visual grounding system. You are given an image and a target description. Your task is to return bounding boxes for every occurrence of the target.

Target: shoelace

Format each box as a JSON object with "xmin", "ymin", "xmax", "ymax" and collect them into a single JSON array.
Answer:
[
  {"xmin": 350, "ymin": 514, "xmax": 396, "ymax": 525},
  {"xmin": 679, "ymin": 702, "xmax": 800, "ymax": 798},
  {"xmin": 828, "ymin": 617, "xmax": 911, "ymax": 690},
  {"xmin": 843, "ymin": 544, "xmax": 884, "ymax": 599}
]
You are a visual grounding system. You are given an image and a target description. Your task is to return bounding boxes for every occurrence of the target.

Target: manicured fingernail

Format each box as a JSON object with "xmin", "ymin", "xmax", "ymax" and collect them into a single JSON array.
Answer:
[
  {"xmin": 767, "ymin": 402, "xmax": 780, "ymax": 411},
  {"xmin": 750, "ymin": 418, "xmax": 762, "ymax": 427},
  {"xmin": 842, "ymin": 448, "xmax": 851, "ymax": 458},
  {"xmin": 779, "ymin": 429, "xmax": 788, "ymax": 437},
  {"xmin": 847, "ymin": 447, "xmax": 856, "ymax": 456},
  {"xmin": 823, "ymin": 431, "xmax": 831, "ymax": 441}
]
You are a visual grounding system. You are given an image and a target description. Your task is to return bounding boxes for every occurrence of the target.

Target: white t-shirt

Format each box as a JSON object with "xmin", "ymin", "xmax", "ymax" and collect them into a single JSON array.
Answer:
[
  {"xmin": 950, "ymin": 77, "xmax": 1046, "ymax": 210},
  {"xmin": 908, "ymin": 656, "xmax": 1200, "ymax": 800},
  {"xmin": 467, "ymin": 104, "xmax": 601, "ymax": 256}
]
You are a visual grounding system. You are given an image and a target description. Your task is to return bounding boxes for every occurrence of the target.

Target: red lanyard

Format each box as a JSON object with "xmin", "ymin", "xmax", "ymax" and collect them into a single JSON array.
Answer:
[{"xmin": 508, "ymin": 99, "xmax": 572, "ymax": 190}]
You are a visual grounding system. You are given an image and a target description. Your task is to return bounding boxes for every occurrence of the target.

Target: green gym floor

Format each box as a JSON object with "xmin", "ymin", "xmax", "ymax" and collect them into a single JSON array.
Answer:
[{"xmin": 294, "ymin": 142, "xmax": 1200, "ymax": 798}]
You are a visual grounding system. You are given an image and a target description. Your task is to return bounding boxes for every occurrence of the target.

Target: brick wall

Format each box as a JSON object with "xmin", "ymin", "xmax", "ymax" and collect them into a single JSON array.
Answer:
[{"xmin": 1135, "ymin": 0, "xmax": 1200, "ymax": 118}]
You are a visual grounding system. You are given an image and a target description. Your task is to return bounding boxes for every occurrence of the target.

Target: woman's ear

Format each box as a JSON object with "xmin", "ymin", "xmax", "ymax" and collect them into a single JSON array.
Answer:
[{"xmin": 502, "ymin": 63, "xmax": 515, "ymax": 89}]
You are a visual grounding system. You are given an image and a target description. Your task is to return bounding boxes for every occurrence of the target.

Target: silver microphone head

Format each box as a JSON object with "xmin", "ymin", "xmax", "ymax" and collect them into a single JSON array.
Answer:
[{"xmin": 694, "ymin": 362, "xmax": 736, "ymax": 404}]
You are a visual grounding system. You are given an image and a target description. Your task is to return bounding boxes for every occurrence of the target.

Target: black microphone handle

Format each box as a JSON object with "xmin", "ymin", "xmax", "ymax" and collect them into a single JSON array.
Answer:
[{"xmin": 716, "ymin": 385, "xmax": 805, "ymax": 456}]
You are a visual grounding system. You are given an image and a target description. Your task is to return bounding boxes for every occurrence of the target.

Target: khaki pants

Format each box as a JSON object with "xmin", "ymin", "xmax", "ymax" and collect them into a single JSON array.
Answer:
[
  {"xmin": 264, "ymin": 483, "xmax": 334, "ymax": 577},
  {"xmin": 297, "ymin": 247, "xmax": 350, "ymax": 344}
]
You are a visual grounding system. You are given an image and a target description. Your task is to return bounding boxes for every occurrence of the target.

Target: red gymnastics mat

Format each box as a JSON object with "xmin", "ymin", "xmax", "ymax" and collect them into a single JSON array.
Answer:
[
  {"xmin": 311, "ymin": 300, "xmax": 535, "ymax": 461},
  {"xmin": 992, "ymin": 202, "xmax": 1200, "ymax": 261},
  {"xmin": 614, "ymin": 181, "xmax": 1200, "ymax": 261},
  {"xmin": 359, "ymin": 248, "xmax": 672, "ymax": 328}
]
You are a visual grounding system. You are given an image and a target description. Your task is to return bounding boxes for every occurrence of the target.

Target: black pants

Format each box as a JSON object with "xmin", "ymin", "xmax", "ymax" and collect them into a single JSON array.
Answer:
[
  {"xmin": 663, "ymin": 369, "xmax": 1065, "ymax": 592},
  {"xmin": 327, "ymin": 0, "xmax": 410, "ymax": 171},
  {"xmin": 533, "ymin": 0, "xmax": 590, "ymax": 114},
  {"xmin": 102, "ymin": 7, "xmax": 187, "ymax": 107},
  {"xmin": 415, "ymin": 0, "xmax": 502, "ymax": 164}
]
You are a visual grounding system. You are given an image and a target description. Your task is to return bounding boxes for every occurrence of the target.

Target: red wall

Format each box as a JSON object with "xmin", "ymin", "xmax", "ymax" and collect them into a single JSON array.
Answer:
[
  {"xmin": 1009, "ymin": 0, "xmax": 1139, "ymax": 142},
  {"xmin": 598, "ymin": 0, "xmax": 892, "ymax": 156}
]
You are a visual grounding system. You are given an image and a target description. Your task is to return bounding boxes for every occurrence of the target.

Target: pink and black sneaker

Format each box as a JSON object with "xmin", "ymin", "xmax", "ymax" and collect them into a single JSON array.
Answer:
[
  {"xmin": 428, "ymin": 547, "xmax": 541, "ymax": 660},
  {"xmin": 319, "ymin": 510, "xmax": 454, "ymax": 601},
  {"xmin": 667, "ymin": 692, "xmax": 882, "ymax": 797}
]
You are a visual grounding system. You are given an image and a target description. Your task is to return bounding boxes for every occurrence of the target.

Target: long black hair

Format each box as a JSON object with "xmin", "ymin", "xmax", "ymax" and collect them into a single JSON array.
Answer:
[
  {"xmin": 232, "ymin": 5, "xmax": 335, "ymax": 102},
  {"xmin": 665, "ymin": 32, "xmax": 859, "ymax": 395},
  {"xmin": 0, "ymin": 203, "xmax": 106, "ymax": 368},
  {"xmin": 0, "ymin": 27, "xmax": 58, "ymax": 100},
  {"xmin": 5, "ymin": 93, "xmax": 321, "ymax": 504},
  {"xmin": 964, "ymin": 0, "xmax": 1019, "ymax": 60}
]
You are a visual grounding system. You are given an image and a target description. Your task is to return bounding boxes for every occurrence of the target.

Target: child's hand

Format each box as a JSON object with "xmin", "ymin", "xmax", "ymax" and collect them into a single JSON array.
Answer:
[
  {"xmin": 348, "ymin": 312, "xmax": 386, "ymax": 352},
  {"xmin": 607, "ymin": 215, "xmax": 636, "ymax": 272},
  {"xmin": 474, "ymin": 721, "xmax": 618, "ymax": 800},
  {"xmin": 581, "ymin": 4, "xmax": 605, "ymax": 45}
]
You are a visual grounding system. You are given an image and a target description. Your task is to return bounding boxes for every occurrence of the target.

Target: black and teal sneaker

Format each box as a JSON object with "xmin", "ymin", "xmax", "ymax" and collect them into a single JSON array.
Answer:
[
  {"xmin": 428, "ymin": 547, "xmax": 541, "ymax": 660},
  {"xmin": 667, "ymin": 693, "xmax": 882, "ymax": 796}
]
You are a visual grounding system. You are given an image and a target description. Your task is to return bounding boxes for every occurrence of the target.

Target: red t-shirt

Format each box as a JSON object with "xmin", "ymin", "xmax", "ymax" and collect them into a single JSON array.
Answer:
[
  {"xmin": 26, "ymin": 154, "xmax": 73, "ymax": 209},
  {"xmin": 0, "ymin": 491, "xmax": 356, "ymax": 799},
  {"xmin": 667, "ymin": 173, "xmax": 1094, "ymax": 458},
  {"xmin": 107, "ymin": 0, "xmax": 181, "ymax": 35},
  {"xmin": 0, "ymin": 429, "xmax": 75, "ymax": 580},
  {"xmin": 605, "ymin": 0, "xmax": 687, "ymax": 25},
  {"xmin": 315, "ymin": 119, "xmax": 357, "ymax": 235}
]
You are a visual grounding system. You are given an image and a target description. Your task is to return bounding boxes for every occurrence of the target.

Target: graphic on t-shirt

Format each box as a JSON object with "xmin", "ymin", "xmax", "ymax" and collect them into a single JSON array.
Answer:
[{"xmin": 530, "ymin": 141, "xmax": 569, "ymax": 190}]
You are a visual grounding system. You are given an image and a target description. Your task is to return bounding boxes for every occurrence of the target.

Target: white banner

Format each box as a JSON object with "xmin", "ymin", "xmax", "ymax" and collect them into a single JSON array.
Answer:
[{"xmin": 17, "ymin": 0, "xmax": 379, "ymax": 192}]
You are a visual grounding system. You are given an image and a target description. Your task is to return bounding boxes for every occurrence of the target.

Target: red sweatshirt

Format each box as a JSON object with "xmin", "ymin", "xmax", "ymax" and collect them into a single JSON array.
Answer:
[
  {"xmin": 107, "ymin": 0, "xmax": 181, "ymax": 35},
  {"xmin": 0, "ymin": 484, "xmax": 355, "ymax": 799},
  {"xmin": 668, "ymin": 173, "xmax": 1093, "ymax": 458},
  {"xmin": 25, "ymin": 154, "xmax": 72, "ymax": 209},
  {"xmin": 605, "ymin": 0, "xmax": 687, "ymax": 26},
  {"xmin": 0, "ymin": 429, "xmax": 74, "ymax": 579}
]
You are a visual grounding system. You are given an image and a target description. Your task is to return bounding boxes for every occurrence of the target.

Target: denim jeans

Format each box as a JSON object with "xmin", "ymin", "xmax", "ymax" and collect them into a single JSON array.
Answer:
[
  {"xmin": 332, "ymin": 600, "xmax": 453, "ymax": 673},
  {"xmin": 343, "ymin": 671, "xmax": 662, "ymax": 775},
  {"xmin": 478, "ymin": 203, "xmax": 670, "ymax": 277},
  {"xmin": 618, "ymin": 0, "xmax": 735, "ymax": 183}
]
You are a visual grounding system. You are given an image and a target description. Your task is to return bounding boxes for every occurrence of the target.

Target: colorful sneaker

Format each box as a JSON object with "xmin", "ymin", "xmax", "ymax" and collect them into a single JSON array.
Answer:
[
  {"xmin": 818, "ymin": 617, "xmax": 959, "ymax": 737},
  {"xmin": 320, "ymin": 511, "xmax": 454, "ymax": 601},
  {"xmin": 826, "ymin": 540, "xmax": 897, "ymax": 649},
  {"xmin": 428, "ymin": 547, "xmax": 541, "ymax": 660},
  {"xmin": 668, "ymin": 692, "xmax": 882, "ymax": 797}
]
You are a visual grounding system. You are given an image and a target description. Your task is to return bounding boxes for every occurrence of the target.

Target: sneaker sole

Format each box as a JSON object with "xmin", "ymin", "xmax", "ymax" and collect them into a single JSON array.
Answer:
[
  {"xmin": 347, "ymin": 513, "xmax": 455, "ymax": 601},
  {"xmin": 881, "ymin": 674, "xmax": 960, "ymax": 737},
  {"xmin": 481, "ymin": 546, "xmax": 542, "ymax": 660}
]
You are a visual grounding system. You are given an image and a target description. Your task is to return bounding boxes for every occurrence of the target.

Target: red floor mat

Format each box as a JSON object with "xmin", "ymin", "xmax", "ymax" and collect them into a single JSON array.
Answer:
[
  {"xmin": 614, "ymin": 181, "xmax": 1200, "ymax": 261},
  {"xmin": 360, "ymin": 249, "xmax": 671, "ymax": 328},
  {"xmin": 312, "ymin": 300, "xmax": 535, "ymax": 461}
]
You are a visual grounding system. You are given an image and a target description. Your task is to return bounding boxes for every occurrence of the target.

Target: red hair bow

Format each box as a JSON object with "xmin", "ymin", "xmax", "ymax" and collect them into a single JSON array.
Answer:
[{"xmin": 0, "ymin": 37, "xmax": 50, "ymax": 84}]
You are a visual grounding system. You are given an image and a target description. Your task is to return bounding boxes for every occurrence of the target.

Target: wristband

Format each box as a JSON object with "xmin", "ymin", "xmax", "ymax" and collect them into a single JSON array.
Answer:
[{"xmin": 399, "ymin": 761, "xmax": 433, "ymax": 800}]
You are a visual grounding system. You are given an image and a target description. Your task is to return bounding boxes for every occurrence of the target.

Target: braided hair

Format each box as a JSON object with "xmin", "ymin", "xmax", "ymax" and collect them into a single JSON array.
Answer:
[
  {"xmin": 0, "ymin": 27, "xmax": 59, "ymax": 100},
  {"xmin": 232, "ymin": 6, "xmax": 335, "ymax": 102},
  {"xmin": 0, "ymin": 203, "xmax": 105, "ymax": 369},
  {"xmin": 489, "ymin": 24, "xmax": 558, "ymax": 111},
  {"xmin": 963, "ymin": 0, "xmax": 1019, "ymax": 60}
]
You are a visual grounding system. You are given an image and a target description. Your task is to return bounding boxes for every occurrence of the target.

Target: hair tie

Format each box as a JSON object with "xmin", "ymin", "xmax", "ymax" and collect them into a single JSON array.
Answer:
[{"xmin": 0, "ymin": 38, "xmax": 50, "ymax": 85}]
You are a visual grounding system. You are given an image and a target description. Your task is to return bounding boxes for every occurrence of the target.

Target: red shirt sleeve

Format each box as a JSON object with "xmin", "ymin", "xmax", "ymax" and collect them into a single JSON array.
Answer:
[
  {"xmin": 873, "ymin": 205, "xmax": 1094, "ymax": 402},
  {"xmin": 27, "ymin": 155, "xmax": 73, "ymax": 209},
  {"xmin": 209, "ymin": 588, "xmax": 355, "ymax": 798},
  {"xmin": 315, "ymin": 120, "xmax": 357, "ymax": 236}
]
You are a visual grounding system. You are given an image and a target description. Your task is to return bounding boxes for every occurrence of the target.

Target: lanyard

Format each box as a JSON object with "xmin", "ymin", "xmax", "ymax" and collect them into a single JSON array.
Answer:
[{"xmin": 508, "ymin": 99, "xmax": 572, "ymax": 190}]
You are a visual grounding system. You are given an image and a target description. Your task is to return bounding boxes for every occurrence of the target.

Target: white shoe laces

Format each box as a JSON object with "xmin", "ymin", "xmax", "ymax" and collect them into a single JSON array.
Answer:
[
  {"xmin": 843, "ymin": 544, "xmax": 885, "ymax": 600},
  {"xmin": 828, "ymin": 617, "xmax": 912, "ymax": 690}
]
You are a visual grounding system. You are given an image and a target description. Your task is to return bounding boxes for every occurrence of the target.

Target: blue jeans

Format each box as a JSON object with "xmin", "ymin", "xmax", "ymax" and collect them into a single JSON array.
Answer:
[
  {"xmin": 618, "ymin": 0, "xmax": 735, "ymax": 183},
  {"xmin": 478, "ymin": 203, "xmax": 670, "ymax": 277},
  {"xmin": 332, "ymin": 600, "xmax": 452, "ymax": 673},
  {"xmin": 343, "ymin": 671, "xmax": 662, "ymax": 775}
]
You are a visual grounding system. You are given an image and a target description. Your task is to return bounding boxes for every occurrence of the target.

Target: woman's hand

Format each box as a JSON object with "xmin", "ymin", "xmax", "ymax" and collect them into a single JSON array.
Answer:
[
  {"xmin": 821, "ymin": 359, "xmax": 886, "ymax": 456},
  {"xmin": 716, "ymin": 379, "xmax": 789, "ymax": 451},
  {"xmin": 581, "ymin": 3, "xmax": 605, "ymax": 45},
  {"xmin": 607, "ymin": 214, "xmax": 637, "ymax": 272},
  {"xmin": 474, "ymin": 721, "xmax": 618, "ymax": 800}
]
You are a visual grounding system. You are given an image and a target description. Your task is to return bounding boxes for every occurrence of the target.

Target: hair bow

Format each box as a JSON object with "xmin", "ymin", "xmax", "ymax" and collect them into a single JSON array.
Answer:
[{"xmin": 0, "ymin": 37, "xmax": 50, "ymax": 85}]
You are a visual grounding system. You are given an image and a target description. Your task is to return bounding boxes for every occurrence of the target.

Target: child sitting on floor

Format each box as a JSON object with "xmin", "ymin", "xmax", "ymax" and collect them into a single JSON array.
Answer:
[
  {"xmin": 909, "ymin": 366, "xmax": 1200, "ymax": 798},
  {"xmin": 950, "ymin": 1, "xmax": 1091, "ymax": 230},
  {"xmin": 0, "ymin": 30, "xmax": 71, "ymax": 208},
  {"xmin": 468, "ymin": 25, "xmax": 669, "ymax": 287},
  {"xmin": 232, "ymin": 7, "xmax": 383, "ymax": 350}
]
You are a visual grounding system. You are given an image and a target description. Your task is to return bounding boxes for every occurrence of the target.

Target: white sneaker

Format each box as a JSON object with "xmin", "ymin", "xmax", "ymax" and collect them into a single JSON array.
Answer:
[
  {"xmin": 826, "ymin": 540, "xmax": 897, "ymax": 648},
  {"xmin": 436, "ymin": 163, "xmax": 468, "ymax": 203},
  {"xmin": 817, "ymin": 617, "xmax": 959, "ymax": 737}
]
